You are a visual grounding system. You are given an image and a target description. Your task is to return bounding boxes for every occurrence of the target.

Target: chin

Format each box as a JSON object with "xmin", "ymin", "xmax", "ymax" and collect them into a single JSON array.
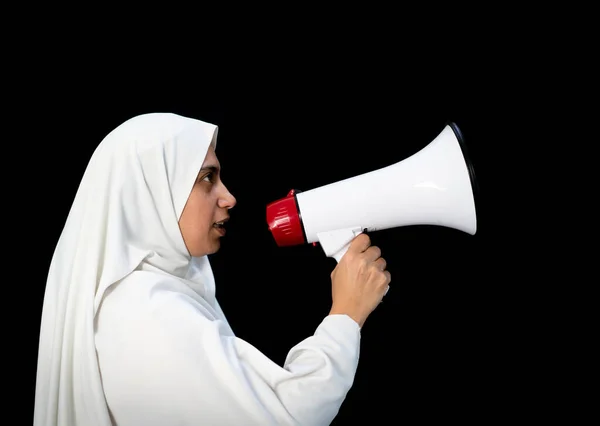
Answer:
[
  {"xmin": 189, "ymin": 246, "xmax": 218, "ymax": 258},
  {"xmin": 206, "ymin": 247, "xmax": 220, "ymax": 256},
  {"xmin": 206, "ymin": 241, "xmax": 222, "ymax": 256},
  {"xmin": 189, "ymin": 235, "xmax": 222, "ymax": 257}
]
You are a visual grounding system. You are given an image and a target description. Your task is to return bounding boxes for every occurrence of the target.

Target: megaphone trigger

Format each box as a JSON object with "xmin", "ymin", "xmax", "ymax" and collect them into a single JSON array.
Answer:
[{"xmin": 317, "ymin": 227, "xmax": 363, "ymax": 263}]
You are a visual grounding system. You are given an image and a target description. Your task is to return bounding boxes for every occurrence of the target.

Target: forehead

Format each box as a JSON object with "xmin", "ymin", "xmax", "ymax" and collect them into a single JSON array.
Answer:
[{"xmin": 202, "ymin": 145, "xmax": 219, "ymax": 165}]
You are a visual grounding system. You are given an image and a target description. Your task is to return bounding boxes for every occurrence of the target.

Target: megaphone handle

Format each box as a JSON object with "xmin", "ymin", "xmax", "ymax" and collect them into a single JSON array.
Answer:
[
  {"xmin": 317, "ymin": 227, "xmax": 364, "ymax": 263},
  {"xmin": 332, "ymin": 245, "xmax": 351, "ymax": 263}
]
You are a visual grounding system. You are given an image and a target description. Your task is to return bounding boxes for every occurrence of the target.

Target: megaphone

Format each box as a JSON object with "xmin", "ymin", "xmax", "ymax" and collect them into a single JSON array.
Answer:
[{"xmin": 266, "ymin": 121, "xmax": 478, "ymax": 262}]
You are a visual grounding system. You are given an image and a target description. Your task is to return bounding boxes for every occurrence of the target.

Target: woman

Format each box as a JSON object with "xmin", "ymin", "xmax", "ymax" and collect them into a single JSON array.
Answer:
[{"xmin": 34, "ymin": 112, "xmax": 391, "ymax": 425}]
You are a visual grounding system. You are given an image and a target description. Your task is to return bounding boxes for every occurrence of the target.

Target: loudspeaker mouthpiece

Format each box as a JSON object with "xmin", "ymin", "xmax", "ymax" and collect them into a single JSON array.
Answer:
[{"xmin": 266, "ymin": 189, "xmax": 306, "ymax": 247}]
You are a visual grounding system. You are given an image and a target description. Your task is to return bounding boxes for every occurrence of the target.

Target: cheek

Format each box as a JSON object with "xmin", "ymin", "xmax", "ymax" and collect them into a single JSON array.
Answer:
[
  {"xmin": 182, "ymin": 201, "xmax": 211, "ymax": 230},
  {"xmin": 179, "ymin": 196, "xmax": 216, "ymax": 256}
]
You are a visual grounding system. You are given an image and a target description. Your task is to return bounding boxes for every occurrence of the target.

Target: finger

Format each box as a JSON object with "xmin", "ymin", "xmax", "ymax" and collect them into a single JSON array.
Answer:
[
  {"xmin": 349, "ymin": 233, "xmax": 371, "ymax": 253},
  {"xmin": 374, "ymin": 257, "xmax": 387, "ymax": 271},
  {"xmin": 363, "ymin": 245, "xmax": 382, "ymax": 263},
  {"xmin": 379, "ymin": 284, "xmax": 390, "ymax": 304}
]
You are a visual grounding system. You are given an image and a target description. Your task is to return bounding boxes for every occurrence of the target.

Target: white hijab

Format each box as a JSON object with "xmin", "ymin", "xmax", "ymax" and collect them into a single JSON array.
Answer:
[{"xmin": 34, "ymin": 113, "xmax": 219, "ymax": 426}]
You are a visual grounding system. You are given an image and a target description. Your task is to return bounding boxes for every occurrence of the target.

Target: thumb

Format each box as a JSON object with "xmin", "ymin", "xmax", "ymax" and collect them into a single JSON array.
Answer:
[{"xmin": 348, "ymin": 232, "xmax": 370, "ymax": 254}]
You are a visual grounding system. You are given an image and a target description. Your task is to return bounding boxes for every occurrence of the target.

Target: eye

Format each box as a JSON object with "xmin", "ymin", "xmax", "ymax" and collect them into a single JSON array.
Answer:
[{"xmin": 200, "ymin": 172, "xmax": 215, "ymax": 183}]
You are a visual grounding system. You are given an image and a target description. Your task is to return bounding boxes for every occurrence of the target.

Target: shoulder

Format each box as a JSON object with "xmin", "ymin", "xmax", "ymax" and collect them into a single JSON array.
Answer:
[
  {"xmin": 97, "ymin": 270, "xmax": 218, "ymax": 326},
  {"xmin": 95, "ymin": 270, "xmax": 233, "ymax": 367}
]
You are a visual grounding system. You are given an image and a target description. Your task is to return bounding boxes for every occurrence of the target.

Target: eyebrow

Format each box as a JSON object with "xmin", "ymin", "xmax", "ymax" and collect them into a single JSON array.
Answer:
[{"xmin": 199, "ymin": 165, "xmax": 220, "ymax": 174}]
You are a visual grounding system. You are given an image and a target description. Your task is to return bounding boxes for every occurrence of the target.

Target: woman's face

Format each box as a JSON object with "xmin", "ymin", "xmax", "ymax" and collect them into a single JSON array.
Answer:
[{"xmin": 178, "ymin": 145, "xmax": 236, "ymax": 257}]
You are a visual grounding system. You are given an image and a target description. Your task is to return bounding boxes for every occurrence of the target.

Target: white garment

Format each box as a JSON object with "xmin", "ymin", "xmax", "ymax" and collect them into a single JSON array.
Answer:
[{"xmin": 34, "ymin": 112, "xmax": 361, "ymax": 426}]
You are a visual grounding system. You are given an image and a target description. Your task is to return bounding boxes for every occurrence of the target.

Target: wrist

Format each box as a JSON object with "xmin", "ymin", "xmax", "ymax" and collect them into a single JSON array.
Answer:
[{"xmin": 329, "ymin": 308, "xmax": 364, "ymax": 328}]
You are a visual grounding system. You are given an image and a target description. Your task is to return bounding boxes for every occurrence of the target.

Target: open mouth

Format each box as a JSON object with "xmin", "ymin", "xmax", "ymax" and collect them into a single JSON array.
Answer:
[{"xmin": 213, "ymin": 217, "xmax": 229, "ymax": 230}]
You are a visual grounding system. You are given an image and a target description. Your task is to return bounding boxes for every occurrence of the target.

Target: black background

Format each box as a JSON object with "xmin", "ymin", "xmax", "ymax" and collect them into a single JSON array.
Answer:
[{"xmin": 16, "ymin": 36, "xmax": 556, "ymax": 424}]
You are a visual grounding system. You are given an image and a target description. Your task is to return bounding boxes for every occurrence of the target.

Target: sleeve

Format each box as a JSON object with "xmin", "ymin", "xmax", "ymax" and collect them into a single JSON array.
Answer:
[{"xmin": 95, "ymin": 288, "xmax": 361, "ymax": 426}]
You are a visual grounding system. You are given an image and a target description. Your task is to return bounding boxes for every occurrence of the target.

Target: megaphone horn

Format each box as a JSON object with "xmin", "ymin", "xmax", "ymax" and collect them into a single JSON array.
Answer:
[{"xmin": 266, "ymin": 121, "xmax": 479, "ymax": 262}]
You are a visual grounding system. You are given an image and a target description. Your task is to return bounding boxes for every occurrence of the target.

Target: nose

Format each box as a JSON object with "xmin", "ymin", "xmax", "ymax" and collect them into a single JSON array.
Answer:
[{"xmin": 219, "ymin": 184, "xmax": 237, "ymax": 209}]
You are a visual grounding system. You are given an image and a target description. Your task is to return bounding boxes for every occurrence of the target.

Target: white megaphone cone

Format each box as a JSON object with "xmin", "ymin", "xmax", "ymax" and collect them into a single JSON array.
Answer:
[{"xmin": 266, "ymin": 121, "xmax": 478, "ymax": 262}]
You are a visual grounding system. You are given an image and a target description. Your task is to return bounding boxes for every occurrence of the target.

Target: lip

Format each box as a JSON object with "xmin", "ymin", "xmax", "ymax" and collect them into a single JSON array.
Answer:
[
  {"xmin": 215, "ymin": 217, "xmax": 230, "ymax": 225},
  {"xmin": 213, "ymin": 217, "xmax": 229, "ymax": 236}
]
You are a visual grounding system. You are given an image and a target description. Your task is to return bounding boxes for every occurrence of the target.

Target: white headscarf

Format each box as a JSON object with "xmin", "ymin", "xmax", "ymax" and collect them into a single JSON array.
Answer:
[{"xmin": 34, "ymin": 113, "xmax": 219, "ymax": 426}]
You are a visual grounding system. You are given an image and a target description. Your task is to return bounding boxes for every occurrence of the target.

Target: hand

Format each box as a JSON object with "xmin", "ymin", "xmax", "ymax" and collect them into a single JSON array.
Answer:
[{"xmin": 328, "ymin": 233, "xmax": 391, "ymax": 327}]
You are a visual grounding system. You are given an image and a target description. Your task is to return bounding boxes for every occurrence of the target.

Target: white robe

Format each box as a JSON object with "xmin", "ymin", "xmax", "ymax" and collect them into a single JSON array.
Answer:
[
  {"xmin": 34, "ymin": 112, "xmax": 361, "ymax": 426},
  {"xmin": 95, "ymin": 260, "xmax": 360, "ymax": 426}
]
